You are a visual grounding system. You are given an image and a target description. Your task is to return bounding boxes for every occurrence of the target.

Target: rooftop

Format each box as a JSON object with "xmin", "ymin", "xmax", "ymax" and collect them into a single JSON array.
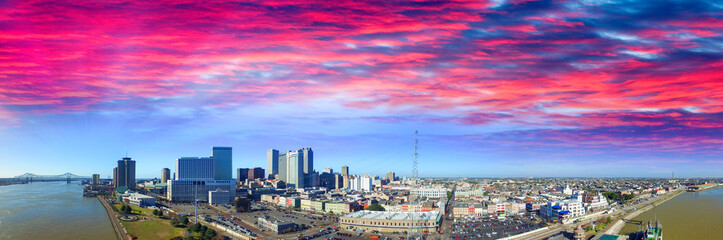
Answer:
[{"xmin": 342, "ymin": 210, "xmax": 440, "ymax": 221}]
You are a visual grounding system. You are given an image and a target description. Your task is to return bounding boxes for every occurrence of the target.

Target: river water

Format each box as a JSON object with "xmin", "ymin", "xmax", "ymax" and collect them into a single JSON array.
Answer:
[
  {"xmin": 620, "ymin": 186, "xmax": 723, "ymax": 240},
  {"xmin": 0, "ymin": 181, "xmax": 116, "ymax": 240}
]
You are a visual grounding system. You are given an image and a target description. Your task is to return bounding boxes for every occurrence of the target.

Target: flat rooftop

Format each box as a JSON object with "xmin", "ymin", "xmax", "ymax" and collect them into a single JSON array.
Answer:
[{"xmin": 342, "ymin": 210, "xmax": 440, "ymax": 221}]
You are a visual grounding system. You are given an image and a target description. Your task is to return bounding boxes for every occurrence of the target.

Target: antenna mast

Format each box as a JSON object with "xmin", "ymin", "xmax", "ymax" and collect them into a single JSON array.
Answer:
[{"xmin": 413, "ymin": 130, "xmax": 419, "ymax": 180}]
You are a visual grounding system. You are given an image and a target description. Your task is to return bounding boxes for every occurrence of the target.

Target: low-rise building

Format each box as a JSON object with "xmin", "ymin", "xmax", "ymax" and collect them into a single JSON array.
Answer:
[
  {"xmin": 123, "ymin": 193, "xmax": 155, "ymax": 207},
  {"xmin": 208, "ymin": 189, "xmax": 233, "ymax": 205},
  {"xmin": 452, "ymin": 203, "xmax": 485, "ymax": 217},
  {"xmin": 340, "ymin": 211, "xmax": 441, "ymax": 234},
  {"xmin": 410, "ymin": 187, "xmax": 447, "ymax": 199},
  {"xmin": 257, "ymin": 217, "xmax": 296, "ymax": 234}
]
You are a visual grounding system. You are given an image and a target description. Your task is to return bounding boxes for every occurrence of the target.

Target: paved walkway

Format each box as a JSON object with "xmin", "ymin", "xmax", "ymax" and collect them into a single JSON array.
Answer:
[{"xmin": 98, "ymin": 196, "xmax": 129, "ymax": 240}]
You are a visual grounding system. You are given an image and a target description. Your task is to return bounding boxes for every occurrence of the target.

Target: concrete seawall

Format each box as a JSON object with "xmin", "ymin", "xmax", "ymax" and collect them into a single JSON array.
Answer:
[{"xmin": 98, "ymin": 196, "xmax": 128, "ymax": 240}]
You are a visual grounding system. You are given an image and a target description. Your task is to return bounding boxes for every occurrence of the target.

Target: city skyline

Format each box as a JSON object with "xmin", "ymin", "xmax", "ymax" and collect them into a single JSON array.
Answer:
[{"xmin": 1, "ymin": 0, "xmax": 722, "ymax": 178}]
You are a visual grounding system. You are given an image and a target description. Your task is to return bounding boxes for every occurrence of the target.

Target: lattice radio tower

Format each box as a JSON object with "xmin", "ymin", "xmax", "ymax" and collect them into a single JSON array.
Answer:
[{"xmin": 412, "ymin": 130, "xmax": 419, "ymax": 180}]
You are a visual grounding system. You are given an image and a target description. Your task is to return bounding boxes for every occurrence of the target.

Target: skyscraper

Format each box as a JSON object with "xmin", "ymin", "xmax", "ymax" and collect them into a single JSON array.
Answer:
[
  {"xmin": 167, "ymin": 148, "xmax": 235, "ymax": 202},
  {"xmin": 249, "ymin": 167, "xmax": 265, "ymax": 180},
  {"xmin": 302, "ymin": 147, "xmax": 313, "ymax": 175},
  {"xmin": 286, "ymin": 150, "xmax": 305, "ymax": 188},
  {"xmin": 212, "ymin": 147, "xmax": 232, "ymax": 180},
  {"xmin": 342, "ymin": 165, "xmax": 349, "ymax": 176},
  {"xmin": 386, "ymin": 172, "xmax": 396, "ymax": 181},
  {"xmin": 113, "ymin": 167, "xmax": 118, "ymax": 187},
  {"xmin": 266, "ymin": 149, "xmax": 279, "ymax": 179},
  {"xmin": 175, "ymin": 157, "xmax": 213, "ymax": 180},
  {"xmin": 237, "ymin": 168, "xmax": 250, "ymax": 183},
  {"xmin": 278, "ymin": 151, "xmax": 288, "ymax": 181},
  {"xmin": 116, "ymin": 157, "xmax": 136, "ymax": 190},
  {"xmin": 92, "ymin": 174, "xmax": 100, "ymax": 185},
  {"xmin": 334, "ymin": 173, "xmax": 343, "ymax": 189},
  {"xmin": 161, "ymin": 168, "xmax": 170, "ymax": 183}
]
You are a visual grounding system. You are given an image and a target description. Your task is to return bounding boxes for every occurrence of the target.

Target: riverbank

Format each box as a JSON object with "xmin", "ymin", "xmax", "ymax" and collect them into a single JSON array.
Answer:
[
  {"xmin": 97, "ymin": 196, "xmax": 127, "ymax": 240},
  {"xmin": 605, "ymin": 189, "xmax": 685, "ymax": 236},
  {"xmin": 0, "ymin": 179, "xmax": 27, "ymax": 187},
  {"xmin": 619, "ymin": 186, "xmax": 723, "ymax": 239}
]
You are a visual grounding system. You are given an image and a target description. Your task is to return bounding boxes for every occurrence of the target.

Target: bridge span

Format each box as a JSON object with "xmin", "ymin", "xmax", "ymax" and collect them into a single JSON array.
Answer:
[{"xmin": 13, "ymin": 173, "xmax": 92, "ymax": 183}]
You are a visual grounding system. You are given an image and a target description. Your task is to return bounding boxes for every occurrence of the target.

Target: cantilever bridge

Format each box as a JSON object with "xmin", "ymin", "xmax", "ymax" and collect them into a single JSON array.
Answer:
[{"xmin": 14, "ymin": 172, "xmax": 91, "ymax": 183}]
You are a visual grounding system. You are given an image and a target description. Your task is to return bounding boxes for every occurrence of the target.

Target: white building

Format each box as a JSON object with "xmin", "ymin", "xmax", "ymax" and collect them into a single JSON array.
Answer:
[
  {"xmin": 410, "ymin": 187, "xmax": 447, "ymax": 198},
  {"xmin": 285, "ymin": 150, "xmax": 305, "ymax": 188},
  {"xmin": 563, "ymin": 185, "xmax": 573, "ymax": 195},
  {"xmin": 360, "ymin": 176, "xmax": 373, "ymax": 191},
  {"xmin": 124, "ymin": 193, "xmax": 155, "ymax": 207},
  {"xmin": 540, "ymin": 198, "xmax": 584, "ymax": 222}
]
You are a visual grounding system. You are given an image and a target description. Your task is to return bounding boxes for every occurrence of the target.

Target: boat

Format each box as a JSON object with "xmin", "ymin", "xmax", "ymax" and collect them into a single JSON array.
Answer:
[{"xmin": 644, "ymin": 219, "xmax": 662, "ymax": 240}]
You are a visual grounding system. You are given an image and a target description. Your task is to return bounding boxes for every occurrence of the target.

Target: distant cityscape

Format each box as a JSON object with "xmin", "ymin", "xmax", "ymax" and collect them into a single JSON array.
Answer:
[{"xmin": 20, "ymin": 145, "xmax": 706, "ymax": 240}]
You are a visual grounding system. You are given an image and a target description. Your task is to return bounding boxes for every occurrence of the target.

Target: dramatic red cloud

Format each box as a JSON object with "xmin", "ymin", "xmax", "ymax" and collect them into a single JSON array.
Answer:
[{"xmin": 0, "ymin": 0, "xmax": 721, "ymax": 155}]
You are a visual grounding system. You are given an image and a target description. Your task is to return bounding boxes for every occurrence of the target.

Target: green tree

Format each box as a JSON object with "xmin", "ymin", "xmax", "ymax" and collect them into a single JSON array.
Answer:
[
  {"xmin": 157, "ymin": 210, "xmax": 163, "ymax": 217},
  {"xmin": 153, "ymin": 209, "xmax": 159, "ymax": 216},
  {"xmin": 203, "ymin": 228, "xmax": 216, "ymax": 240},
  {"xmin": 602, "ymin": 192, "xmax": 620, "ymax": 201},
  {"xmin": 366, "ymin": 203, "xmax": 385, "ymax": 211},
  {"xmin": 180, "ymin": 216, "xmax": 189, "ymax": 225},
  {"xmin": 190, "ymin": 222, "xmax": 202, "ymax": 232},
  {"xmin": 170, "ymin": 218, "xmax": 179, "ymax": 227},
  {"xmin": 447, "ymin": 191, "xmax": 453, "ymax": 199},
  {"xmin": 122, "ymin": 205, "xmax": 132, "ymax": 214}
]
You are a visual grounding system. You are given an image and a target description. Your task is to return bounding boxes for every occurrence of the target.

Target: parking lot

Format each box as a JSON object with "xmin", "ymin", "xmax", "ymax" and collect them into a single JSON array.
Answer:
[
  {"xmin": 167, "ymin": 202, "xmax": 219, "ymax": 216},
  {"xmin": 219, "ymin": 202, "xmax": 340, "ymax": 239},
  {"xmin": 446, "ymin": 216, "xmax": 543, "ymax": 240}
]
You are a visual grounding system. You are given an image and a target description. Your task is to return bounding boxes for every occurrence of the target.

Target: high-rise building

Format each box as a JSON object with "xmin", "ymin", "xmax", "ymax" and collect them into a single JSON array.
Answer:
[
  {"xmin": 277, "ymin": 151, "xmax": 288, "ymax": 181},
  {"xmin": 343, "ymin": 175, "xmax": 350, "ymax": 189},
  {"xmin": 212, "ymin": 147, "xmax": 232, "ymax": 180},
  {"xmin": 249, "ymin": 167, "xmax": 265, "ymax": 180},
  {"xmin": 175, "ymin": 157, "xmax": 213, "ymax": 180},
  {"xmin": 286, "ymin": 150, "xmax": 304, "ymax": 188},
  {"xmin": 161, "ymin": 168, "xmax": 171, "ymax": 183},
  {"xmin": 167, "ymin": 147, "xmax": 235, "ymax": 202},
  {"xmin": 268, "ymin": 147, "xmax": 315, "ymax": 187},
  {"xmin": 342, "ymin": 166, "xmax": 349, "ymax": 176},
  {"xmin": 92, "ymin": 174, "xmax": 100, "ymax": 185},
  {"xmin": 360, "ymin": 175, "xmax": 373, "ymax": 191},
  {"xmin": 113, "ymin": 167, "xmax": 118, "ymax": 187},
  {"xmin": 116, "ymin": 157, "xmax": 136, "ymax": 190},
  {"xmin": 334, "ymin": 173, "xmax": 343, "ymax": 189},
  {"xmin": 237, "ymin": 168, "xmax": 250, "ymax": 182},
  {"xmin": 323, "ymin": 168, "xmax": 333, "ymax": 174},
  {"xmin": 301, "ymin": 147, "xmax": 315, "ymax": 187},
  {"xmin": 302, "ymin": 147, "xmax": 313, "ymax": 175},
  {"xmin": 266, "ymin": 149, "xmax": 279, "ymax": 179},
  {"xmin": 386, "ymin": 172, "xmax": 396, "ymax": 181}
]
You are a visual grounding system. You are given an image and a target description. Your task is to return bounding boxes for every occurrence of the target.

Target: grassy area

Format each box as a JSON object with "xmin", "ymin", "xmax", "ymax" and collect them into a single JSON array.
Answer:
[
  {"xmin": 120, "ymin": 218, "xmax": 185, "ymax": 239},
  {"xmin": 112, "ymin": 203, "xmax": 154, "ymax": 216}
]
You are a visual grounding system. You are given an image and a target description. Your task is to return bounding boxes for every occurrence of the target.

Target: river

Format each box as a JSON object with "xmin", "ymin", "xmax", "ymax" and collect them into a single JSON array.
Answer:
[
  {"xmin": 620, "ymin": 186, "xmax": 723, "ymax": 240},
  {"xmin": 0, "ymin": 181, "xmax": 116, "ymax": 240}
]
